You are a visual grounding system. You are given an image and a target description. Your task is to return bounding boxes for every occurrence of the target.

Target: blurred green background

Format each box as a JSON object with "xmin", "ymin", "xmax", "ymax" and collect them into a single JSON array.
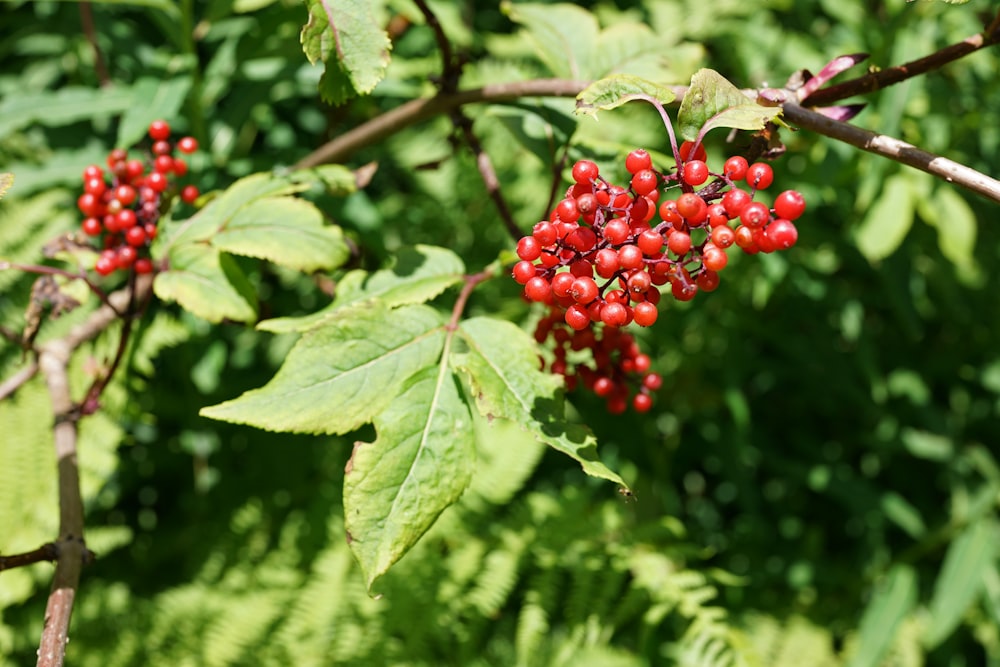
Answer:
[{"xmin": 1, "ymin": 0, "xmax": 999, "ymax": 665}]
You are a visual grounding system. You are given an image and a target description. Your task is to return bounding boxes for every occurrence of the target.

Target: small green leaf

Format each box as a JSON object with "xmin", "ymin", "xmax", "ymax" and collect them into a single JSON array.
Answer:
[
  {"xmin": 575, "ymin": 74, "xmax": 676, "ymax": 119},
  {"xmin": 900, "ymin": 428, "xmax": 953, "ymax": 461},
  {"xmin": 918, "ymin": 186, "xmax": 979, "ymax": 281},
  {"xmin": 344, "ymin": 365, "xmax": 474, "ymax": 591},
  {"xmin": 925, "ymin": 517, "xmax": 999, "ymax": 648},
  {"xmin": 502, "ymin": 1, "xmax": 598, "ymax": 79},
  {"xmin": 677, "ymin": 69, "xmax": 780, "ymax": 141},
  {"xmin": 452, "ymin": 317, "xmax": 627, "ymax": 488},
  {"xmin": 301, "ymin": 0, "xmax": 391, "ymax": 96},
  {"xmin": 212, "ymin": 197, "xmax": 349, "ymax": 273},
  {"xmin": 855, "ymin": 173, "xmax": 914, "ymax": 262},
  {"xmin": 201, "ymin": 302, "xmax": 446, "ymax": 434},
  {"xmin": 259, "ymin": 245, "xmax": 465, "ymax": 333},
  {"xmin": 116, "ymin": 76, "xmax": 192, "ymax": 149},
  {"xmin": 846, "ymin": 565, "xmax": 917, "ymax": 667},
  {"xmin": 153, "ymin": 244, "xmax": 256, "ymax": 323}
]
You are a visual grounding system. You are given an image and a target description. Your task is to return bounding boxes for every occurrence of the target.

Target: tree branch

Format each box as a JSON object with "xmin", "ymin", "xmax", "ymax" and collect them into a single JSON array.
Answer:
[
  {"xmin": 782, "ymin": 101, "xmax": 1000, "ymax": 203},
  {"xmin": 0, "ymin": 543, "xmax": 60, "ymax": 572},
  {"xmin": 802, "ymin": 8, "xmax": 1000, "ymax": 107},
  {"xmin": 294, "ymin": 79, "xmax": 589, "ymax": 169},
  {"xmin": 33, "ymin": 273, "xmax": 152, "ymax": 667}
]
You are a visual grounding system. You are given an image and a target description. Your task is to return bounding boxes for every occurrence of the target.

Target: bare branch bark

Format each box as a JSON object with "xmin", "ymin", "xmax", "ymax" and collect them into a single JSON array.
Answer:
[{"xmin": 782, "ymin": 102, "xmax": 1000, "ymax": 203}]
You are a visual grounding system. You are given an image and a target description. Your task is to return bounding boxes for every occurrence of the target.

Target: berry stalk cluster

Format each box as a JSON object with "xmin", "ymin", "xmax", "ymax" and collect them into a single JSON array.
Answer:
[
  {"xmin": 512, "ymin": 141, "xmax": 806, "ymax": 413},
  {"xmin": 77, "ymin": 120, "xmax": 199, "ymax": 277}
]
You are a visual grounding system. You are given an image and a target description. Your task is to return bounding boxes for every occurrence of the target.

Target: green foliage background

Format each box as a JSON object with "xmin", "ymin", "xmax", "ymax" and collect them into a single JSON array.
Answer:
[{"xmin": 2, "ymin": 0, "xmax": 1000, "ymax": 665}]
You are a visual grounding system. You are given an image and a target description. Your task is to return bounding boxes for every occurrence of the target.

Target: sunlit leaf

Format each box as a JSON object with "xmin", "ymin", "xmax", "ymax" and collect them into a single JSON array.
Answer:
[
  {"xmin": 575, "ymin": 74, "xmax": 676, "ymax": 119},
  {"xmin": 677, "ymin": 69, "xmax": 781, "ymax": 142},
  {"xmin": 846, "ymin": 565, "xmax": 917, "ymax": 667},
  {"xmin": 153, "ymin": 244, "xmax": 257, "ymax": 323},
  {"xmin": 452, "ymin": 317, "xmax": 627, "ymax": 488},
  {"xmin": 855, "ymin": 173, "xmax": 913, "ymax": 262},
  {"xmin": 301, "ymin": 0, "xmax": 391, "ymax": 97},
  {"xmin": 344, "ymin": 365, "xmax": 474, "ymax": 591},
  {"xmin": 201, "ymin": 301, "xmax": 446, "ymax": 434},
  {"xmin": 502, "ymin": 1, "xmax": 598, "ymax": 79}
]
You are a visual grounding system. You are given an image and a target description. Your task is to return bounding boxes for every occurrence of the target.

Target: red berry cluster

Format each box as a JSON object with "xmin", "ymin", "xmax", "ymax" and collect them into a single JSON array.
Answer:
[
  {"xmin": 512, "ymin": 141, "xmax": 806, "ymax": 412},
  {"xmin": 77, "ymin": 120, "xmax": 200, "ymax": 277}
]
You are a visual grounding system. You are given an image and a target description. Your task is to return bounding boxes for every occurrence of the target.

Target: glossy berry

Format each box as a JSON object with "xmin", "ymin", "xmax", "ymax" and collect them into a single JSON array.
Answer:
[
  {"xmin": 630, "ymin": 169, "xmax": 658, "ymax": 196},
  {"xmin": 773, "ymin": 190, "xmax": 806, "ymax": 220},
  {"xmin": 625, "ymin": 149, "xmax": 652, "ymax": 174},
  {"xmin": 679, "ymin": 140, "xmax": 707, "ymax": 163},
  {"xmin": 177, "ymin": 136, "xmax": 198, "ymax": 154},
  {"xmin": 723, "ymin": 156, "xmax": 749, "ymax": 181},
  {"xmin": 633, "ymin": 301, "xmax": 657, "ymax": 327},
  {"xmin": 767, "ymin": 219, "xmax": 799, "ymax": 249},
  {"xmin": 181, "ymin": 185, "xmax": 200, "ymax": 204},
  {"xmin": 524, "ymin": 276, "xmax": 550, "ymax": 302},
  {"xmin": 746, "ymin": 162, "xmax": 774, "ymax": 190},
  {"xmin": 682, "ymin": 160, "xmax": 709, "ymax": 186},
  {"xmin": 512, "ymin": 260, "xmax": 536, "ymax": 284},
  {"xmin": 739, "ymin": 202, "xmax": 771, "ymax": 228},
  {"xmin": 148, "ymin": 120, "xmax": 171, "ymax": 141},
  {"xmin": 572, "ymin": 160, "xmax": 599, "ymax": 184}
]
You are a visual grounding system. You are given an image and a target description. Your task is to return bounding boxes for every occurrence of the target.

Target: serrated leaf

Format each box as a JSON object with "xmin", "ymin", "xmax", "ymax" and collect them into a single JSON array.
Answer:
[
  {"xmin": 846, "ymin": 565, "xmax": 917, "ymax": 667},
  {"xmin": 677, "ymin": 69, "xmax": 781, "ymax": 141},
  {"xmin": 163, "ymin": 172, "xmax": 312, "ymax": 248},
  {"xmin": 924, "ymin": 517, "xmax": 999, "ymax": 648},
  {"xmin": 201, "ymin": 302, "xmax": 446, "ymax": 434},
  {"xmin": 212, "ymin": 197, "xmax": 349, "ymax": 272},
  {"xmin": 855, "ymin": 173, "xmax": 914, "ymax": 262},
  {"xmin": 502, "ymin": 1, "xmax": 598, "ymax": 79},
  {"xmin": 918, "ymin": 186, "xmax": 979, "ymax": 280},
  {"xmin": 344, "ymin": 364, "xmax": 474, "ymax": 591},
  {"xmin": 259, "ymin": 245, "xmax": 465, "ymax": 333},
  {"xmin": 116, "ymin": 76, "xmax": 192, "ymax": 149},
  {"xmin": 575, "ymin": 74, "xmax": 676, "ymax": 119},
  {"xmin": 452, "ymin": 317, "xmax": 627, "ymax": 488},
  {"xmin": 302, "ymin": 0, "xmax": 391, "ymax": 96},
  {"xmin": 153, "ymin": 244, "xmax": 256, "ymax": 323}
]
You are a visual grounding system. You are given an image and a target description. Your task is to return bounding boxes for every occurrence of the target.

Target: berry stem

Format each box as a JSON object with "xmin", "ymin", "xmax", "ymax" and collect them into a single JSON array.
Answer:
[
  {"xmin": 628, "ymin": 94, "xmax": 682, "ymax": 169},
  {"xmin": 447, "ymin": 268, "xmax": 494, "ymax": 332}
]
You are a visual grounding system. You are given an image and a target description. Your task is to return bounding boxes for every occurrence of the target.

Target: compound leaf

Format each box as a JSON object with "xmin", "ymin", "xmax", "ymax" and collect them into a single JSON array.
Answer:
[
  {"xmin": 344, "ymin": 364, "xmax": 474, "ymax": 592},
  {"xmin": 677, "ymin": 68, "xmax": 781, "ymax": 141},
  {"xmin": 200, "ymin": 301, "xmax": 446, "ymax": 434},
  {"xmin": 452, "ymin": 317, "xmax": 627, "ymax": 488}
]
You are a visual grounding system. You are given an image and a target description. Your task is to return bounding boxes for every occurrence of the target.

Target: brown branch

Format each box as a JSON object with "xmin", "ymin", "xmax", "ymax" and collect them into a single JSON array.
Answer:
[
  {"xmin": 782, "ymin": 102, "xmax": 1000, "ymax": 203},
  {"xmin": 447, "ymin": 268, "xmax": 494, "ymax": 332},
  {"xmin": 33, "ymin": 273, "xmax": 152, "ymax": 667},
  {"xmin": 412, "ymin": 0, "xmax": 461, "ymax": 93},
  {"xmin": 803, "ymin": 8, "xmax": 1000, "ymax": 107},
  {"xmin": 0, "ymin": 543, "xmax": 59, "ymax": 572},
  {"xmin": 294, "ymin": 79, "xmax": 589, "ymax": 169},
  {"xmin": 79, "ymin": 2, "xmax": 110, "ymax": 88},
  {"xmin": 454, "ymin": 111, "xmax": 521, "ymax": 240}
]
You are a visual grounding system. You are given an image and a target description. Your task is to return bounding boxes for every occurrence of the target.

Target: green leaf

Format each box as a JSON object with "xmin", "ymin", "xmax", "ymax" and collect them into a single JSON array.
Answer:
[
  {"xmin": 502, "ymin": 1, "xmax": 598, "ymax": 79},
  {"xmin": 153, "ymin": 244, "xmax": 257, "ymax": 323},
  {"xmin": 575, "ymin": 74, "xmax": 676, "ymax": 119},
  {"xmin": 924, "ymin": 517, "xmax": 999, "ymax": 648},
  {"xmin": 677, "ymin": 69, "xmax": 781, "ymax": 142},
  {"xmin": 488, "ymin": 102, "xmax": 577, "ymax": 166},
  {"xmin": 846, "ymin": 565, "xmax": 917, "ymax": 667},
  {"xmin": 855, "ymin": 173, "xmax": 914, "ymax": 262},
  {"xmin": 288, "ymin": 164, "xmax": 363, "ymax": 196},
  {"xmin": 0, "ymin": 87, "xmax": 135, "ymax": 140},
  {"xmin": 452, "ymin": 317, "xmax": 627, "ymax": 488},
  {"xmin": 918, "ymin": 186, "xmax": 980, "ymax": 281},
  {"xmin": 116, "ymin": 75, "xmax": 192, "ymax": 149},
  {"xmin": 212, "ymin": 197, "xmax": 349, "ymax": 273},
  {"xmin": 200, "ymin": 302, "xmax": 446, "ymax": 434},
  {"xmin": 301, "ymin": 0, "xmax": 391, "ymax": 96},
  {"xmin": 344, "ymin": 365, "xmax": 474, "ymax": 591},
  {"xmin": 259, "ymin": 245, "xmax": 465, "ymax": 333}
]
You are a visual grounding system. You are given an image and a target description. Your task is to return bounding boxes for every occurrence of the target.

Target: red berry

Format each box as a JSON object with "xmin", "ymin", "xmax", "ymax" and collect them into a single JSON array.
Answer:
[
  {"xmin": 134, "ymin": 258, "xmax": 154, "ymax": 274},
  {"xmin": 564, "ymin": 226, "xmax": 597, "ymax": 252},
  {"xmin": 658, "ymin": 199, "xmax": 682, "ymax": 225},
  {"xmin": 637, "ymin": 229, "xmax": 663, "ymax": 256},
  {"xmin": 556, "ymin": 198, "xmax": 579, "ymax": 223},
  {"xmin": 643, "ymin": 373, "xmax": 663, "ymax": 390},
  {"xmin": 570, "ymin": 276, "xmax": 599, "ymax": 304},
  {"xmin": 676, "ymin": 192, "xmax": 707, "ymax": 222},
  {"xmin": 512, "ymin": 260, "xmax": 536, "ymax": 284},
  {"xmin": 125, "ymin": 159, "xmax": 145, "ymax": 181},
  {"xmin": 773, "ymin": 190, "xmax": 806, "ymax": 220},
  {"xmin": 148, "ymin": 120, "xmax": 171, "ymax": 141},
  {"xmin": 125, "ymin": 226, "xmax": 147, "ymax": 247},
  {"xmin": 116, "ymin": 209, "xmax": 137, "ymax": 229},
  {"xmin": 746, "ymin": 163, "xmax": 774, "ymax": 189},
  {"xmin": 604, "ymin": 218, "xmax": 630, "ymax": 245},
  {"xmin": 739, "ymin": 202, "xmax": 771, "ymax": 228},
  {"xmin": 630, "ymin": 169, "xmax": 658, "ymax": 197},
  {"xmin": 632, "ymin": 301, "xmax": 658, "ymax": 327},
  {"xmin": 697, "ymin": 269, "xmax": 720, "ymax": 292},
  {"xmin": 152, "ymin": 140, "xmax": 172, "ymax": 156},
  {"xmin": 517, "ymin": 236, "xmax": 542, "ymax": 261},
  {"xmin": 83, "ymin": 177, "xmax": 107, "ymax": 196},
  {"xmin": 551, "ymin": 272, "xmax": 577, "ymax": 298},
  {"xmin": 626, "ymin": 270, "xmax": 651, "ymax": 296},
  {"xmin": 106, "ymin": 149, "xmax": 127, "ymax": 168},
  {"xmin": 682, "ymin": 160, "xmax": 709, "ymax": 186},
  {"xmin": 593, "ymin": 377, "xmax": 615, "ymax": 397},
  {"xmin": 173, "ymin": 158, "xmax": 189, "ymax": 177},
  {"xmin": 115, "ymin": 245, "xmax": 138, "ymax": 269},
  {"xmin": 767, "ymin": 219, "xmax": 799, "ymax": 249},
  {"xmin": 703, "ymin": 247, "xmax": 728, "ymax": 272},
  {"xmin": 153, "ymin": 155, "xmax": 174, "ymax": 174},
  {"xmin": 94, "ymin": 255, "xmax": 116, "ymax": 276},
  {"xmin": 115, "ymin": 185, "xmax": 137, "ymax": 206},
  {"xmin": 617, "ymin": 244, "xmax": 644, "ymax": 270},
  {"xmin": 571, "ymin": 160, "xmax": 599, "ymax": 184},
  {"xmin": 710, "ymin": 225, "xmax": 735, "ymax": 248},
  {"xmin": 146, "ymin": 172, "xmax": 169, "ymax": 192},
  {"xmin": 667, "ymin": 230, "xmax": 692, "ymax": 256},
  {"xmin": 523, "ymin": 276, "xmax": 550, "ymax": 302},
  {"xmin": 594, "ymin": 248, "xmax": 619, "ymax": 277},
  {"xmin": 632, "ymin": 392, "xmax": 653, "ymax": 412},
  {"xmin": 532, "ymin": 221, "xmax": 557, "ymax": 246},
  {"xmin": 625, "ymin": 149, "xmax": 652, "ymax": 175},
  {"xmin": 601, "ymin": 302, "xmax": 628, "ymax": 327},
  {"xmin": 723, "ymin": 156, "xmax": 749, "ymax": 181},
  {"xmin": 81, "ymin": 217, "xmax": 102, "ymax": 236},
  {"xmin": 77, "ymin": 193, "xmax": 102, "ymax": 217},
  {"xmin": 177, "ymin": 136, "xmax": 198, "ymax": 154},
  {"xmin": 565, "ymin": 304, "xmax": 591, "ymax": 330},
  {"xmin": 722, "ymin": 188, "xmax": 752, "ymax": 218},
  {"xmin": 679, "ymin": 141, "xmax": 707, "ymax": 163}
]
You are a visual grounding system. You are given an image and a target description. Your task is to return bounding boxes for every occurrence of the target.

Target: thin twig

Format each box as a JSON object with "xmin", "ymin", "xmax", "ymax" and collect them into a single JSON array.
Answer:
[
  {"xmin": 78, "ymin": 2, "xmax": 111, "ymax": 88},
  {"xmin": 412, "ymin": 0, "xmax": 460, "ymax": 93},
  {"xmin": 447, "ymin": 269, "xmax": 494, "ymax": 332},
  {"xmin": 294, "ymin": 79, "xmax": 589, "ymax": 169},
  {"xmin": 454, "ymin": 111, "xmax": 521, "ymax": 240},
  {"xmin": 0, "ymin": 359, "xmax": 39, "ymax": 401},
  {"xmin": 802, "ymin": 8, "xmax": 1000, "ymax": 107},
  {"xmin": 782, "ymin": 101, "xmax": 1000, "ymax": 203},
  {"xmin": 0, "ymin": 543, "xmax": 59, "ymax": 572}
]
